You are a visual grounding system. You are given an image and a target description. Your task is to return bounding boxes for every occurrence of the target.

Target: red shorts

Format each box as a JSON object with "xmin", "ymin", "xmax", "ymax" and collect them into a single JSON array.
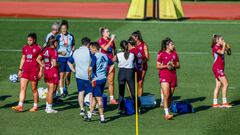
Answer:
[
  {"xmin": 21, "ymin": 69, "xmax": 39, "ymax": 81},
  {"xmin": 143, "ymin": 62, "xmax": 148, "ymax": 71},
  {"xmin": 136, "ymin": 70, "xmax": 143, "ymax": 82},
  {"xmin": 212, "ymin": 68, "xmax": 225, "ymax": 79},
  {"xmin": 160, "ymin": 74, "xmax": 177, "ymax": 88},
  {"xmin": 44, "ymin": 68, "xmax": 59, "ymax": 84}
]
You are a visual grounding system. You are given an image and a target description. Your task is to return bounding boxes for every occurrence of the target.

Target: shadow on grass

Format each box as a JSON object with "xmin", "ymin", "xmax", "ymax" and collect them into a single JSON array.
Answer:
[
  {"xmin": 0, "ymin": 99, "xmax": 33, "ymax": 110},
  {"xmin": 105, "ymin": 114, "xmax": 127, "ymax": 123},
  {"xmin": 181, "ymin": 97, "xmax": 206, "ymax": 103},
  {"xmin": 0, "ymin": 95, "xmax": 12, "ymax": 101},
  {"xmin": 231, "ymin": 100, "xmax": 240, "ymax": 107}
]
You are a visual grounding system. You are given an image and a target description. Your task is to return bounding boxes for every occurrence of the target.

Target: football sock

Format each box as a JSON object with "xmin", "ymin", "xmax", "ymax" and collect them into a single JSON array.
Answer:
[
  {"xmin": 100, "ymin": 115, "xmax": 105, "ymax": 121},
  {"xmin": 33, "ymin": 103, "xmax": 38, "ymax": 108},
  {"xmin": 213, "ymin": 99, "xmax": 218, "ymax": 104},
  {"xmin": 110, "ymin": 96, "xmax": 114, "ymax": 100},
  {"xmin": 18, "ymin": 102, "xmax": 23, "ymax": 106},
  {"xmin": 48, "ymin": 104, "xmax": 52, "ymax": 110},
  {"xmin": 46, "ymin": 102, "xmax": 48, "ymax": 109},
  {"xmin": 60, "ymin": 87, "xmax": 64, "ymax": 94},
  {"xmin": 222, "ymin": 98, "xmax": 227, "ymax": 104},
  {"xmin": 164, "ymin": 108, "xmax": 169, "ymax": 115}
]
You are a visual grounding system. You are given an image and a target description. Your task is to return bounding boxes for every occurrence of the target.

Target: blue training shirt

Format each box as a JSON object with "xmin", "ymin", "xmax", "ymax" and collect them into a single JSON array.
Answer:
[
  {"xmin": 68, "ymin": 46, "xmax": 91, "ymax": 80},
  {"xmin": 91, "ymin": 52, "xmax": 113, "ymax": 81},
  {"xmin": 56, "ymin": 33, "xmax": 75, "ymax": 58}
]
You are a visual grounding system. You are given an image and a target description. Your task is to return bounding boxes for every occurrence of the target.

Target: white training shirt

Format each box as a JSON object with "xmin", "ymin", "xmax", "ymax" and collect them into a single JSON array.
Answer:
[{"xmin": 117, "ymin": 52, "xmax": 134, "ymax": 69}]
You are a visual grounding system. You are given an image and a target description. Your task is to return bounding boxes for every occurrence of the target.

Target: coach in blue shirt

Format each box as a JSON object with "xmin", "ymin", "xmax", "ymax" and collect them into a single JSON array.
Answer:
[
  {"xmin": 86, "ymin": 42, "xmax": 113, "ymax": 123},
  {"xmin": 68, "ymin": 37, "xmax": 92, "ymax": 117}
]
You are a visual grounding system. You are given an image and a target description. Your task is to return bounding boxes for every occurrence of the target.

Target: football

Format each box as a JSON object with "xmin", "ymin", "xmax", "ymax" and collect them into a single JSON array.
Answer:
[
  {"xmin": 9, "ymin": 74, "xmax": 19, "ymax": 83},
  {"xmin": 38, "ymin": 87, "xmax": 48, "ymax": 99}
]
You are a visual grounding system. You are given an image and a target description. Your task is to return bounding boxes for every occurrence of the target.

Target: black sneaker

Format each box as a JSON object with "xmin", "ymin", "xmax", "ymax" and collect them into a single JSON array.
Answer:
[
  {"xmin": 60, "ymin": 93, "xmax": 67, "ymax": 98},
  {"xmin": 84, "ymin": 114, "xmax": 91, "ymax": 122}
]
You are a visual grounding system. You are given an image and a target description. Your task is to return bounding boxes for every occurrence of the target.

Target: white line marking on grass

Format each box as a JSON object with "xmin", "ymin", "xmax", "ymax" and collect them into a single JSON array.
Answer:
[
  {"xmin": 229, "ymin": 87, "xmax": 236, "ymax": 90},
  {"xmin": 0, "ymin": 49, "xmax": 21, "ymax": 52},
  {"xmin": 1, "ymin": 49, "xmax": 240, "ymax": 55},
  {"xmin": 0, "ymin": 18, "xmax": 240, "ymax": 25}
]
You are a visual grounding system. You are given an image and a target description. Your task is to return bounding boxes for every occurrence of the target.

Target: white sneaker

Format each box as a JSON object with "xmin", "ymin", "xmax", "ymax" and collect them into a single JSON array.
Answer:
[
  {"xmin": 45, "ymin": 109, "xmax": 58, "ymax": 113},
  {"xmin": 80, "ymin": 110, "xmax": 85, "ymax": 116}
]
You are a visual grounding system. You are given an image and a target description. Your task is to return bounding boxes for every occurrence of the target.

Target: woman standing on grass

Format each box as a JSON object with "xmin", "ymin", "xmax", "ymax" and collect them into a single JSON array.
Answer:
[
  {"xmin": 211, "ymin": 34, "xmax": 232, "ymax": 108},
  {"xmin": 117, "ymin": 39, "xmax": 135, "ymax": 113},
  {"xmin": 131, "ymin": 30, "xmax": 149, "ymax": 97},
  {"xmin": 37, "ymin": 37, "xmax": 59, "ymax": 113},
  {"xmin": 98, "ymin": 27, "xmax": 118, "ymax": 104},
  {"xmin": 12, "ymin": 33, "xmax": 42, "ymax": 112},
  {"xmin": 156, "ymin": 37, "xmax": 180, "ymax": 120},
  {"xmin": 56, "ymin": 20, "xmax": 75, "ymax": 98}
]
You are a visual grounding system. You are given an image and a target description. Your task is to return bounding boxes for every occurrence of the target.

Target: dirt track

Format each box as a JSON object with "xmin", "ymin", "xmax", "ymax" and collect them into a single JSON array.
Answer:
[{"xmin": 0, "ymin": 2, "xmax": 240, "ymax": 20}]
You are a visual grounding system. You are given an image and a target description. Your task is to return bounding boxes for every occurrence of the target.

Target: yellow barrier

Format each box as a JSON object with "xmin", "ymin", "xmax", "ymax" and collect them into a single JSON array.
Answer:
[{"xmin": 126, "ymin": 0, "xmax": 184, "ymax": 20}]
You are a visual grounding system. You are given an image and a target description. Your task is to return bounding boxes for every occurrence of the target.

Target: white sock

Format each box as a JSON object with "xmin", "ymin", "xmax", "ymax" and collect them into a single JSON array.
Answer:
[
  {"xmin": 213, "ymin": 99, "xmax": 218, "ymax": 104},
  {"xmin": 100, "ymin": 115, "xmax": 105, "ymax": 121},
  {"xmin": 110, "ymin": 96, "xmax": 114, "ymax": 100},
  {"xmin": 222, "ymin": 98, "xmax": 227, "ymax": 104},
  {"xmin": 60, "ymin": 87, "xmax": 64, "ymax": 94},
  {"xmin": 48, "ymin": 104, "xmax": 52, "ymax": 110},
  {"xmin": 33, "ymin": 103, "xmax": 38, "ymax": 108},
  {"xmin": 18, "ymin": 102, "xmax": 23, "ymax": 106},
  {"xmin": 164, "ymin": 108, "xmax": 169, "ymax": 115}
]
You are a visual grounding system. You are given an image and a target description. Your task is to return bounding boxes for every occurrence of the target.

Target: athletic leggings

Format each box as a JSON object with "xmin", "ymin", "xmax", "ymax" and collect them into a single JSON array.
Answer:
[{"xmin": 118, "ymin": 68, "xmax": 140, "ymax": 110}]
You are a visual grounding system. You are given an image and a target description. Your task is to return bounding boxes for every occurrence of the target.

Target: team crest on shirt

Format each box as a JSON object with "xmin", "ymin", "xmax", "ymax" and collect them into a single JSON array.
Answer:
[
  {"xmin": 140, "ymin": 47, "xmax": 142, "ymax": 50},
  {"xmin": 173, "ymin": 55, "xmax": 176, "ymax": 60},
  {"xmin": 33, "ymin": 49, "xmax": 36, "ymax": 53}
]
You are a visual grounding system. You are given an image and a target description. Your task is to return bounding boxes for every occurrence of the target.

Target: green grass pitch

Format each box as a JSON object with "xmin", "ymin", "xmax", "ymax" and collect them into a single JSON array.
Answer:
[{"xmin": 0, "ymin": 18, "xmax": 240, "ymax": 135}]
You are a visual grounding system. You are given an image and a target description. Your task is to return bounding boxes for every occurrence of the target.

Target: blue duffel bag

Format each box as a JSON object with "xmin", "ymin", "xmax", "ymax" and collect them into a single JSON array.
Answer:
[
  {"xmin": 124, "ymin": 98, "xmax": 135, "ymax": 115},
  {"xmin": 139, "ymin": 95, "xmax": 156, "ymax": 108},
  {"xmin": 170, "ymin": 101, "xmax": 195, "ymax": 114}
]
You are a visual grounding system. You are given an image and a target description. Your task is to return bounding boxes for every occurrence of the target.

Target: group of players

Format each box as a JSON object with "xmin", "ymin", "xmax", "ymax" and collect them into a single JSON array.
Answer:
[
  {"xmin": 11, "ymin": 20, "xmax": 149, "ymax": 122},
  {"xmin": 11, "ymin": 20, "xmax": 232, "ymax": 121}
]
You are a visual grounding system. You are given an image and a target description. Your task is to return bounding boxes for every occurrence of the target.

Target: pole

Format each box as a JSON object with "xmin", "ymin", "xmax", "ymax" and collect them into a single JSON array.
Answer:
[{"xmin": 135, "ymin": 72, "xmax": 139, "ymax": 135}]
